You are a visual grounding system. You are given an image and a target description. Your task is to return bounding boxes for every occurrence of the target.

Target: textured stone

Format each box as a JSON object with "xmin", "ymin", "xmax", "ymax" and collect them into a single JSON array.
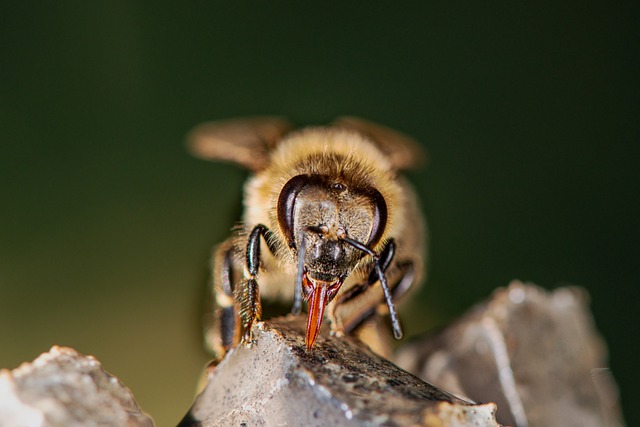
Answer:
[
  {"xmin": 0, "ymin": 346, "xmax": 154, "ymax": 427},
  {"xmin": 395, "ymin": 281, "xmax": 625, "ymax": 427},
  {"xmin": 180, "ymin": 316, "xmax": 500, "ymax": 427}
]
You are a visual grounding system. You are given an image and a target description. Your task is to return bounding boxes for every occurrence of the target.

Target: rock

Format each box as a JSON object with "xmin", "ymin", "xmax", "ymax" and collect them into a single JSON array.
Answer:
[
  {"xmin": 395, "ymin": 281, "xmax": 625, "ymax": 427},
  {"xmin": 180, "ymin": 316, "xmax": 500, "ymax": 427},
  {"xmin": 0, "ymin": 346, "xmax": 154, "ymax": 427}
]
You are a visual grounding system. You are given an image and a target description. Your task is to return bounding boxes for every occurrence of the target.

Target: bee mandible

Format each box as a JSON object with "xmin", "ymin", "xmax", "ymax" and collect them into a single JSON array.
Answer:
[{"xmin": 187, "ymin": 117, "xmax": 426, "ymax": 358}]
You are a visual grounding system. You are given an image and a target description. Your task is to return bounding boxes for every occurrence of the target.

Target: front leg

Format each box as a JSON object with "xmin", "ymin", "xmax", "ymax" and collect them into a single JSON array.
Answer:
[
  {"xmin": 327, "ymin": 239, "xmax": 396, "ymax": 337},
  {"xmin": 236, "ymin": 224, "xmax": 272, "ymax": 344},
  {"xmin": 206, "ymin": 225, "xmax": 274, "ymax": 359}
]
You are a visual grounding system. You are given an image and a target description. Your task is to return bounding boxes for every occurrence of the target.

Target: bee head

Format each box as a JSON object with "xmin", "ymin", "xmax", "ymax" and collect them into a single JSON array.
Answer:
[{"xmin": 277, "ymin": 174, "xmax": 388, "ymax": 348}]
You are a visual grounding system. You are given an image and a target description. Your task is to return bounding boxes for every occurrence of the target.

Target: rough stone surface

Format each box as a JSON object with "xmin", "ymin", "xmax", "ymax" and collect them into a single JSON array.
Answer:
[
  {"xmin": 395, "ymin": 281, "xmax": 625, "ymax": 427},
  {"xmin": 0, "ymin": 346, "xmax": 154, "ymax": 427},
  {"xmin": 180, "ymin": 316, "xmax": 500, "ymax": 427}
]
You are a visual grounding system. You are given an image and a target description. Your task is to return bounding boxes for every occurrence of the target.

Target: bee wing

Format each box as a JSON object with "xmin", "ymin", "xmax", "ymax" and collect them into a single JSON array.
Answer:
[
  {"xmin": 333, "ymin": 116, "xmax": 426, "ymax": 170},
  {"xmin": 186, "ymin": 117, "xmax": 293, "ymax": 171}
]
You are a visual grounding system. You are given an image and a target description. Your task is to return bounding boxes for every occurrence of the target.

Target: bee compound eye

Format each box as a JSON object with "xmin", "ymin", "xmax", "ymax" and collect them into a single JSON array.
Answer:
[
  {"xmin": 277, "ymin": 175, "xmax": 310, "ymax": 248},
  {"xmin": 365, "ymin": 188, "xmax": 388, "ymax": 248}
]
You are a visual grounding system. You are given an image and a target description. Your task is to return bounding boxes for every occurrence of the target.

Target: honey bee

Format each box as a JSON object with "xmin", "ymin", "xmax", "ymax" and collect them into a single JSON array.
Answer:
[{"xmin": 188, "ymin": 117, "xmax": 426, "ymax": 358}]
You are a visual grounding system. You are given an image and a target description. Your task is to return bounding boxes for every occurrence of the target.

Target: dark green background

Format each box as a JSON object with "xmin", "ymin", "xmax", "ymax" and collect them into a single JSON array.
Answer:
[{"xmin": 1, "ymin": 2, "xmax": 637, "ymax": 425}]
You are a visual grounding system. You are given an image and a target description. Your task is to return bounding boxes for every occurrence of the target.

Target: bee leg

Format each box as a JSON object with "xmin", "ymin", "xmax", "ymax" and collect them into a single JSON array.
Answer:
[
  {"xmin": 386, "ymin": 260, "xmax": 416, "ymax": 302},
  {"xmin": 332, "ymin": 261, "xmax": 415, "ymax": 357},
  {"xmin": 338, "ymin": 259, "xmax": 415, "ymax": 339},
  {"xmin": 334, "ymin": 238, "xmax": 397, "ymax": 307},
  {"xmin": 366, "ymin": 239, "xmax": 396, "ymax": 286},
  {"xmin": 327, "ymin": 283, "xmax": 365, "ymax": 338},
  {"xmin": 236, "ymin": 278, "xmax": 261, "ymax": 345},
  {"xmin": 327, "ymin": 308, "xmax": 346, "ymax": 338},
  {"xmin": 328, "ymin": 240, "xmax": 396, "ymax": 337},
  {"xmin": 206, "ymin": 240, "xmax": 243, "ymax": 359},
  {"xmin": 366, "ymin": 261, "xmax": 415, "ymax": 327},
  {"xmin": 237, "ymin": 224, "xmax": 272, "ymax": 344}
]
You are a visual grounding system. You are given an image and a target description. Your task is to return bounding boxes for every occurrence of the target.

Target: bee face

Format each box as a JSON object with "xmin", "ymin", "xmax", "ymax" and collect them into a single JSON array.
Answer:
[
  {"xmin": 277, "ymin": 173, "xmax": 391, "ymax": 347},
  {"xmin": 290, "ymin": 180, "xmax": 378, "ymax": 274}
]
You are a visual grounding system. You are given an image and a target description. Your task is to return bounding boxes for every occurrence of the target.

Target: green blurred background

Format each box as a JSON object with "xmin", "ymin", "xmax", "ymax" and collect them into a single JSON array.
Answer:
[{"xmin": 1, "ymin": 2, "xmax": 638, "ymax": 426}]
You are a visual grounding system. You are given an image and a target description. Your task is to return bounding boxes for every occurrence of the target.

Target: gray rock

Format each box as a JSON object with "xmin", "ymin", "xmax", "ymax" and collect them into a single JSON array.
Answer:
[
  {"xmin": 181, "ymin": 316, "xmax": 500, "ymax": 427},
  {"xmin": 395, "ymin": 281, "xmax": 625, "ymax": 427},
  {"xmin": 0, "ymin": 346, "xmax": 154, "ymax": 427}
]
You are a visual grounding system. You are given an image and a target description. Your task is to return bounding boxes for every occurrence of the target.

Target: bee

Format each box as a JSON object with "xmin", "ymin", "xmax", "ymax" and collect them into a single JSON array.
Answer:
[{"xmin": 187, "ymin": 117, "xmax": 426, "ymax": 358}]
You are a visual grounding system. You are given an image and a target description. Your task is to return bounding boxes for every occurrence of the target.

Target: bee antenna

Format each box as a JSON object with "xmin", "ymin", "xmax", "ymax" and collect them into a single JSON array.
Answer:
[
  {"xmin": 340, "ymin": 237, "xmax": 403, "ymax": 340},
  {"xmin": 292, "ymin": 231, "xmax": 307, "ymax": 316}
]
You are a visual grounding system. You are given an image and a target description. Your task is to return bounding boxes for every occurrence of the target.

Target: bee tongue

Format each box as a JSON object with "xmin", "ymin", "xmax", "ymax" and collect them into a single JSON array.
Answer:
[{"xmin": 305, "ymin": 283, "xmax": 329, "ymax": 349}]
